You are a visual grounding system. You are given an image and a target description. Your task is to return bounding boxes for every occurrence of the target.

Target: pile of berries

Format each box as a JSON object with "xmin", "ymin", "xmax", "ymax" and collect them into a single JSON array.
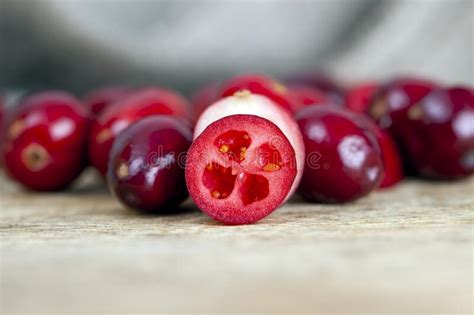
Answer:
[{"xmin": 1, "ymin": 74, "xmax": 472, "ymax": 224}]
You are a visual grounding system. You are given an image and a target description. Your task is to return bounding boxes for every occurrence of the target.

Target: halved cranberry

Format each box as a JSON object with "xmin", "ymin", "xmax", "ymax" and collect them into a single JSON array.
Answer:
[
  {"xmin": 296, "ymin": 106, "xmax": 384, "ymax": 202},
  {"xmin": 186, "ymin": 115, "xmax": 297, "ymax": 224},
  {"xmin": 188, "ymin": 91, "xmax": 304, "ymax": 224},
  {"xmin": 288, "ymin": 85, "xmax": 328, "ymax": 113},
  {"xmin": 346, "ymin": 111, "xmax": 404, "ymax": 188},
  {"xmin": 83, "ymin": 86, "xmax": 133, "ymax": 117},
  {"xmin": 345, "ymin": 82, "xmax": 379, "ymax": 113},
  {"xmin": 88, "ymin": 87, "xmax": 190, "ymax": 175},
  {"xmin": 107, "ymin": 116, "xmax": 192, "ymax": 212},
  {"xmin": 410, "ymin": 86, "xmax": 474, "ymax": 178},
  {"xmin": 191, "ymin": 82, "xmax": 221, "ymax": 121},
  {"xmin": 220, "ymin": 74, "xmax": 296, "ymax": 112},
  {"xmin": 3, "ymin": 91, "xmax": 89, "ymax": 190}
]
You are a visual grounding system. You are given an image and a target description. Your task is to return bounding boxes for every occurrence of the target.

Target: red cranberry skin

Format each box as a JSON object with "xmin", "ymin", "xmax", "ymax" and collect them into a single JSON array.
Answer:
[
  {"xmin": 412, "ymin": 87, "xmax": 474, "ymax": 178},
  {"xmin": 345, "ymin": 82, "xmax": 379, "ymax": 113},
  {"xmin": 220, "ymin": 74, "xmax": 296, "ymax": 112},
  {"xmin": 296, "ymin": 106, "xmax": 384, "ymax": 203},
  {"xmin": 368, "ymin": 77, "xmax": 438, "ymax": 173},
  {"xmin": 107, "ymin": 116, "xmax": 192, "ymax": 213},
  {"xmin": 288, "ymin": 85, "xmax": 329, "ymax": 113},
  {"xmin": 88, "ymin": 88, "xmax": 191, "ymax": 175},
  {"xmin": 83, "ymin": 86, "xmax": 133, "ymax": 117},
  {"xmin": 369, "ymin": 77, "xmax": 438, "ymax": 130},
  {"xmin": 3, "ymin": 91, "xmax": 89, "ymax": 190},
  {"xmin": 191, "ymin": 82, "xmax": 221, "ymax": 121},
  {"xmin": 348, "ymin": 112, "xmax": 404, "ymax": 188}
]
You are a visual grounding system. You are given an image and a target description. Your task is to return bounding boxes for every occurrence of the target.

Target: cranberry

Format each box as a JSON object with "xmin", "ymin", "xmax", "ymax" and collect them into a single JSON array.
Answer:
[
  {"xmin": 345, "ymin": 82, "xmax": 379, "ymax": 113},
  {"xmin": 191, "ymin": 82, "xmax": 221, "ymax": 121},
  {"xmin": 0, "ymin": 95, "xmax": 4, "ymax": 140},
  {"xmin": 187, "ymin": 91, "xmax": 304, "ymax": 224},
  {"xmin": 296, "ymin": 106, "xmax": 384, "ymax": 202},
  {"xmin": 288, "ymin": 85, "xmax": 329, "ymax": 113},
  {"xmin": 88, "ymin": 87, "xmax": 191, "ymax": 175},
  {"xmin": 368, "ymin": 77, "xmax": 439, "ymax": 173},
  {"xmin": 3, "ymin": 91, "xmax": 89, "ymax": 190},
  {"xmin": 108, "ymin": 116, "xmax": 192, "ymax": 213},
  {"xmin": 369, "ymin": 77, "xmax": 438, "ymax": 129},
  {"xmin": 407, "ymin": 86, "xmax": 474, "ymax": 178},
  {"xmin": 285, "ymin": 71, "xmax": 345, "ymax": 106},
  {"xmin": 83, "ymin": 86, "xmax": 133, "ymax": 117},
  {"xmin": 220, "ymin": 74, "xmax": 296, "ymax": 112}
]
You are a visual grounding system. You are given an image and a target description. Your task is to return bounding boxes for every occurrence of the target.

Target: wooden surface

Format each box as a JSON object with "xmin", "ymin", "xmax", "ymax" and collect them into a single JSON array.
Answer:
[{"xmin": 1, "ymin": 170, "xmax": 473, "ymax": 314}]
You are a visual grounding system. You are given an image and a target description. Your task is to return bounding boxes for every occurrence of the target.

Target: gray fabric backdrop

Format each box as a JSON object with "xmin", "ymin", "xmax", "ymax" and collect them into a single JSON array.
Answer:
[{"xmin": 0, "ymin": 0, "xmax": 472, "ymax": 93}]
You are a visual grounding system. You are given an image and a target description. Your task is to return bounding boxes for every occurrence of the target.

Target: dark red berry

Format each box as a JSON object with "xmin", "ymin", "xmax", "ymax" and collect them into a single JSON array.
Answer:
[
  {"xmin": 191, "ymin": 82, "xmax": 221, "ymax": 121},
  {"xmin": 408, "ymin": 86, "xmax": 474, "ymax": 178},
  {"xmin": 288, "ymin": 85, "xmax": 328, "ymax": 113},
  {"xmin": 3, "ymin": 91, "xmax": 89, "ymax": 190},
  {"xmin": 286, "ymin": 72, "xmax": 345, "ymax": 106},
  {"xmin": 345, "ymin": 82, "xmax": 379, "ymax": 113},
  {"xmin": 220, "ymin": 74, "xmax": 296, "ymax": 112},
  {"xmin": 83, "ymin": 86, "xmax": 133, "ymax": 117},
  {"xmin": 296, "ymin": 106, "xmax": 383, "ymax": 202},
  {"xmin": 107, "ymin": 116, "xmax": 192, "ymax": 213},
  {"xmin": 187, "ymin": 92, "xmax": 304, "ymax": 224},
  {"xmin": 369, "ymin": 77, "xmax": 438, "ymax": 129},
  {"xmin": 368, "ymin": 77, "xmax": 439, "ymax": 173},
  {"xmin": 88, "ymin": 87, "xmax": 191, "ymax": 175}
]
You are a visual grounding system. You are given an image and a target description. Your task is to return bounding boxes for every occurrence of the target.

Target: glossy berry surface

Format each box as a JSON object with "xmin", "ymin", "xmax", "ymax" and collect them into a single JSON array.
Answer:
[
  {"xmin": 0, "ymin": 95, "xmax": 4, "ymax": 147},
  {"xmin": 191, "ymin": 82, "xmax": 221, "ymax": 121},
  {"xmin": 220, "ymin": 74, "xmax": 296, "ymax": 112},
  {"xmin": 407, "ymin": 86, "xmax": 474, "ymax": 178},
  {"xmin": 0, "ymin": 95, "xmax": 5, "ymax": 166},
  {"xmin": 83, "ymin": 86, "xmax": 133, "ymax": 117},
  {"xmin": 194, "ymin": 91, "xmax": 305, "ymax": 198},
  {"xmin": 3, "ymin": 91, "xmax": 89, "ymax": 190},
  {"xmin": 369, "ymin": 77, "xmax": 438, "ymax": 129},
  {"xmin": 88, "ymin": 87, "xmax": 190, "ymax": 175},
  {"xmin": 288, "ymin": 85, "xmax": 328, "ymax": 113},
  {"xmin": 345, "ymin": 82, "xmax": 379, "ymax": 113},
  {"xmin": 368, "ymin": 77, "xmax": 438, "ymax": 173},
  {"xmin": 187, "ymin": 114, "xmax": 297, "ymax": 225},
  {"xmin": 108, "ymin": 116, "xmax": 192, "ymax": 212},
  {"xmin": 296, "ymin": 106, "xmax": 384, "ymax": 203}
]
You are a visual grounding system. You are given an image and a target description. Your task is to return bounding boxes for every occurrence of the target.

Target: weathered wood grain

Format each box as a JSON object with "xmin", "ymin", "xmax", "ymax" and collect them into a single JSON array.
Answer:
[{"xmin": 1, "ymin": 170, "xmax": 473, "ymax": 313}]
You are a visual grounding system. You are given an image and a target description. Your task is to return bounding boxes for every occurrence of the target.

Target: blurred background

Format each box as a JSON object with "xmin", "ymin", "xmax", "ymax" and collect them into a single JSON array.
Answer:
[{"xmin": 0, "ymin": 0, "xmax": 472, "ymax": 94}]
